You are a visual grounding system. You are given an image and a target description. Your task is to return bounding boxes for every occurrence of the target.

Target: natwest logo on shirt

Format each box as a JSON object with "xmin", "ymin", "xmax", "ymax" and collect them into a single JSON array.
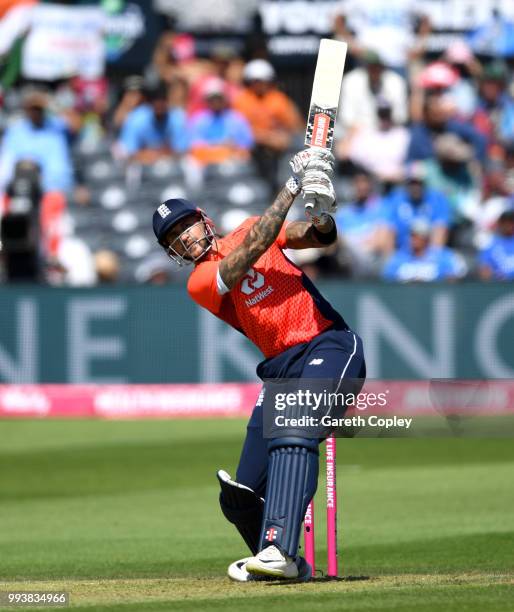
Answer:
[
  {"xmin": 241, "ymin": 268, "xmax": 265, "ymax": 295},
  {"xmin": 240, "ymin": 268, "xmax": 274, "ymax": 307}
]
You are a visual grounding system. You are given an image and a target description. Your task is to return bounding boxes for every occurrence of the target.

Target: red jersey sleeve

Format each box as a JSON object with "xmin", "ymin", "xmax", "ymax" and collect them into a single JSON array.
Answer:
[{"xmin": 187, "ymin": 261, "xmax": 223, "ymax": 313}]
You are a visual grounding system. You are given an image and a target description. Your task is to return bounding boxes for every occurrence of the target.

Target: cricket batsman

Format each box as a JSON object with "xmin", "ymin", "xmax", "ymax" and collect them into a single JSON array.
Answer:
[{"xmin": 152, "ymin": 148, "xmax": 366, "ymax": 581}]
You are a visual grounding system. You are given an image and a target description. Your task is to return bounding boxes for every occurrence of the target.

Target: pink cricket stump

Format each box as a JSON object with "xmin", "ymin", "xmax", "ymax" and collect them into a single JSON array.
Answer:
[
  {"xmin": 326, "ymin": 434, "xmax": 338, "ymax": 577},
  {"xmin": 303, "ymin": 500, "xmax": 315, "ymax": 573}
]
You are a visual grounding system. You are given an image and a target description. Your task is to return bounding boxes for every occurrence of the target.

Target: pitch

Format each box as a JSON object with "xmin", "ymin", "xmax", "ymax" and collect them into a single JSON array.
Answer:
[{"xmin": 0, "ymin": 419, "xmax": 513, "ymax": 611}]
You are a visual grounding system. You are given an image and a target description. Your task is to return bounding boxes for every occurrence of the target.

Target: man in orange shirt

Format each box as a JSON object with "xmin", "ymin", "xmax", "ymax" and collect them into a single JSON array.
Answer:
[
  {"xmin": 153, "ymin": 148, "xmax": 365, "ymax": 581},
  {"xmin": 234, "ymin": 59, "xmax": 303, "ymax": 188}
]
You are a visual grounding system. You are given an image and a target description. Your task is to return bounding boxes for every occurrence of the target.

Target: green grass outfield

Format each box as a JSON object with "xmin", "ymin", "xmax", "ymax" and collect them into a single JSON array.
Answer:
[{"xmin": 0, "ymin": 419, "xmax": 513, "ymax": 611}]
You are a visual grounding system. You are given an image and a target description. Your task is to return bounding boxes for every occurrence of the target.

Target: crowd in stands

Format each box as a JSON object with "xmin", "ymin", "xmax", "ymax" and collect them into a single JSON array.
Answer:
[{"xmin": 1, "ymin": 8, "xmax": 514, "ymax": 285}]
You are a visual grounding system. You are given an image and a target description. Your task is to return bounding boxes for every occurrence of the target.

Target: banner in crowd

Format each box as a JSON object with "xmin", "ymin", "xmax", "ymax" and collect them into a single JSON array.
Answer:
[
  {"xmin": 22, "ymin": 4, "xmax": 105, "ymax": 80},
  {"xmin": 0, "ymin": 284, "xmax": 513, "ymax": 383},
  {"xmin": 103, "ymin": 0, "xmax": 162, "ymax": 72},
  {"xmin": 2, "ymin": 0, "xmax": 514, "ymax": 76},
  {"xmin": 0, "ymin": 1, "xmax": 34, "ymax": 57},
  {"xmin": 259, "ymin": 0, "xmax": 514, "ymax": 58},
  {"xmin": 0, "ymin": 1, "xmax": 157, "ymax": 79}
]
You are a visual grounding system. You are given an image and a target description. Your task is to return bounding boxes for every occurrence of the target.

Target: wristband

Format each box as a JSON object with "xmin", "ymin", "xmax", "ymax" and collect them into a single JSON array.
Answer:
[
  {"xmin": 285, "ymin": 176, "xmax": 301, "ymax": 196},
  {"xmin": 313, "ymin": 218, "xmax": 337, "ymax": 244}
]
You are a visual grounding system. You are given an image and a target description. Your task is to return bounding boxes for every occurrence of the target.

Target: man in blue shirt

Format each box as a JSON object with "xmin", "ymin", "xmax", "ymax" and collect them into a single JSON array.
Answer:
[
  {"xmin": 478, "ymin": 210, "xmax": 514, "ymax": 280},
  {"xmin": 386, "ymin": 164, "xmax": 451, "ymax": 250},
  {"xmin": 118, "ymin": 82, "xmax": 187, "ymax": 163},
  {"xmin": 407, "ymin": 94, "xmax": 487, "ymax": 164},
  {"xmin": 335, "ymin": 169, "xmax": 393, "ymax": 276},
  {"xmin": 187, "ymin": 78, "xmax": 254, "ymax": 165},
  {"xmin": 383, "ymin": 220, "xmax": 467, "ymax": 282},
  {"xmin": 0, "ymin": 90, "xmax": 73, "ymax": 194}
]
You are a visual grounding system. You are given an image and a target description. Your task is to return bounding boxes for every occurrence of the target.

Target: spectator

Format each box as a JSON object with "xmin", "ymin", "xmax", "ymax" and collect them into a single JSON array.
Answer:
[
  {"xmin": 465, "ymin": 161, "xmax": 513, "ymax": 249},
  {"xmin": 211, "ymin": 44, "xmax": 244, "ymax": 89},
  {"xmin": 46, "ymin": 216, "xmax": 96, "ymax": 287},
  {"xmin": 152, "ymin": 30, "xmax": 198, "ymax": 85},
  {"xmin": 383, "ymin": 220, "xmax": 467, "ymax": 282},
  {"xmin": 339, "ymin": 50, "xmax": 408, "ymax": 131},
  {"xmin": 472, "ymin": 61, "xmax": 514, "ymax": 146},
  {"xmin": 0, "ymin": 89, "xmax": 73, "ymax": 194},
  {"xmin": 386, "ymin": 163, "xmax": 451, "ymax": 249},
  {"xmin": 117, "ymin": 82, "xmax": 187, "ymax": 164},
  {"xmin": 504, "ymin": 140, "xmax": 514, "ymax": 192},
  {"xmin": 94, "ymin": 250, "xmax": 120, "ymax": 284},
  {"xmin": 188, "ymin": 44, "xmax": 243, "ymax": 116},
  {"xmin": 409, "ymin": 62, "xmax": 459, "ymax": 124},
  {"xmin": 339, "ymin": 97, "xmax": 409, "ymax": 181},
  {"xmin": 443, "ymin": 41, "xmax": 480, "ymax": 119},
  {"xmin": 168, "ymin": 76, "xmax": 190, "ymax": 110},
  {"xmin": 407, "ymin": 13, "xmax": 433, "ymax": 83},
  {"xmin": 425, "ymin": 133, "xmax": 480, "ymax": 220},
  {"xmin": 416, "ymin": 61, "xmax": 459, "ymax": 92},
  {"xmin": 68, "ymin": 75, "xmax": 110, "ymax": 150},
  {"xmin": 468, "ymin": 8, "xmax": 514, "ymax": 58},
  {"xmin": 335, "ymin": 169, "xmax": 394, "ymax": 276},
  {"xmin": 478, "ymin": 210, "xmax": 514, "ymax": 280},
  {"xmin": 332, "ymin": 12, "xmax": 363, "ymax": 66},
  {"xmin": 112, "ymin": 75, "xmax": 145, "ymax": 132},
  {"xmin": 407, "ymin": 94, "xmax": 487, "ymax": 164},
  {"xmin": 234, "ymin": 59, "xmax": 303, "ymax": 187},
  {"xmin": 51, "ymin": 79, "xmax": 84, "ymax": 138},
  {"xmin": 187, "ymin": 78, "xmax": 253, "ymax": 166},
  {"xmin": 342, "ymin": 0, "xmax": 416, "ymax": 72}
]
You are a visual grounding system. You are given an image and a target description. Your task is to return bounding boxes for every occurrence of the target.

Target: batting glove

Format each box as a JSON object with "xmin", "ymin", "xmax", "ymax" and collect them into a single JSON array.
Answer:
[
  {"xmin": 289, "ymin": 147, "xmax": 335, "ymax": 179},
  {"xmin": 301, "ymin": 169, "xmax": 337, "ymax": 225}
]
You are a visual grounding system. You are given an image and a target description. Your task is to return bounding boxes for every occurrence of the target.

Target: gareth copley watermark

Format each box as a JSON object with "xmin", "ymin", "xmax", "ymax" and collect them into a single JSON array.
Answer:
[
  {"xmin": 274, "ymin": 413, "xmax": 413, "ymax": 429},
  {"xmin": 265, "ymin": 381, "xmax": 413, "ymax": 434}
]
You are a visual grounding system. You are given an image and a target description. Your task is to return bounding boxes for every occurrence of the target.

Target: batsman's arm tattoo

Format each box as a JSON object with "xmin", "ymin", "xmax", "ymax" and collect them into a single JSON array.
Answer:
[
  {"xmin": 285, "ymin": 218, "xmax": 337, "ymax": 249},
  {"xmin": 219, "ymin": 186, "xmax": 296, "ymax": 290}
]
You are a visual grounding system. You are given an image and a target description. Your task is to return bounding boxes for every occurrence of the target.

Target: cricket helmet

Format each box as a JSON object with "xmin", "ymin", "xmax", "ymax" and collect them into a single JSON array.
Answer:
[{"xmin": 152, "ymin": 198, "xmax": 216, "ymax": 266}]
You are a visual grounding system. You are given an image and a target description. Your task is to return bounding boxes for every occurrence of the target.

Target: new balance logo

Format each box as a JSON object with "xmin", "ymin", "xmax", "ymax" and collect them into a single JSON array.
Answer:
[
  {"xmin": 157, "ymin": 204, "xmax": 171, "ymax": 218},
  {"xmin": 255, "ymin": 388, "xmax": 265, "ymax": 407},
  {"xmin": 309, "ymin": 358, "xmax": 324, "ymax": 365},
  {"xmin": 265, "ymin": 527, "xmax": 277, "ymax": 542}
]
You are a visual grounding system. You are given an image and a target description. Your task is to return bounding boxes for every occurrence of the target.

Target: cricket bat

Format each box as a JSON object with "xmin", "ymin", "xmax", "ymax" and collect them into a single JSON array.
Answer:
[{"xmin": 305, "ymin": 38, "xmax": 348, "ymax": 151}]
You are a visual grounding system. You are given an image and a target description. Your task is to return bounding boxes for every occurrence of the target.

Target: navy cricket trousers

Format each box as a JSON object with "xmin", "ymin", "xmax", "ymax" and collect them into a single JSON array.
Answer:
[{"xmin": 235, "ymin": 327, "xmax": 366, "ymax": 497}]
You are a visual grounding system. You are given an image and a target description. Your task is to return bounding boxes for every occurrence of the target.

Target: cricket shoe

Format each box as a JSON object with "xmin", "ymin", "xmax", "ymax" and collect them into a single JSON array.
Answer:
[
  {"xmin": 228, "ymin": 553, "xmax": 312, "ymax": 582},
  {"xmin": 245, "ymin": 545, "xmax": 312, "ymax": 581},
  {"xmin": 228, "ymin": 557, "xmax": 264, "ymax": 582}
]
